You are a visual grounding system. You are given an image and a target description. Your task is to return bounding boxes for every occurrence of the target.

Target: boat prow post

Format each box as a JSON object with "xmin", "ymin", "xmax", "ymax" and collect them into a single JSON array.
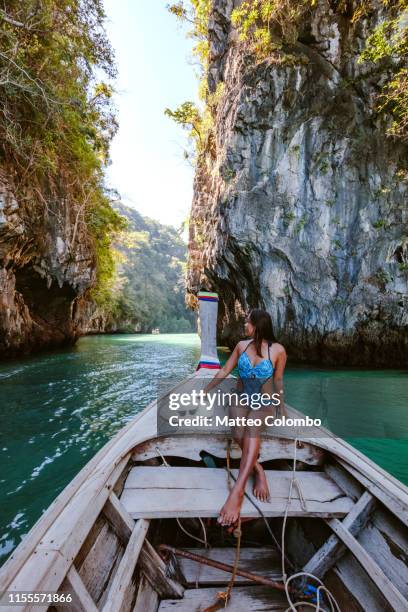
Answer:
[{"xmin": 196, "ymin": 290, "xmax": 221, "ymax": 373}]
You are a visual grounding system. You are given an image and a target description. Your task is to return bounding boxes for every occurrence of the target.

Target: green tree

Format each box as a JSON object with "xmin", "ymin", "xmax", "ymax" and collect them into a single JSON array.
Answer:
[
  {"xmin": 360, "ymin": 4, "xmax": 408, "ymax": 140},
  {"xmin": 106, "ymin": 204, "xmax": 196, "ymax": 333},
  {"xmin": 168, "ymin": 1, "xmax": 408, "ymax": 149},
  {"xmin": 0, "ymin": 0, "xmax": 123, "ymax": 298}
]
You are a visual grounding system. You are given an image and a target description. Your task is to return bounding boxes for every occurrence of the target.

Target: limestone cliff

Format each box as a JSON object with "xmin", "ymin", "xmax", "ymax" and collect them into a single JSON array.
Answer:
[
  {"xmin": 188, "ymin": 0, "xmax": 408, "ymax": 366},
  {"xmin": 0, "ymin": 174, "xmax": 96, "ymax": 357}
]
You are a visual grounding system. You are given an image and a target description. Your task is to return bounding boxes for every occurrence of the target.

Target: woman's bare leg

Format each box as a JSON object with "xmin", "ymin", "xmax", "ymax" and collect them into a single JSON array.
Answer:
[
  {"xmin": 231, "ymin": 405, "xmax": 270, "ymax": 504},
  {"xmin": 232, "ymin": 433, "xmax": 270, "ymax": 502},
  {"xmin": 218, "ymin": 433, "xmax": 263, "ymax": 526}
]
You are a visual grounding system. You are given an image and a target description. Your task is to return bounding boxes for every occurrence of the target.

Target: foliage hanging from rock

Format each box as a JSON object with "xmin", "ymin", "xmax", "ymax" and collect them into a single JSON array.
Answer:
[{"xmin": 0, "ymin": 0, "xmax": 123, "ymax": 294}]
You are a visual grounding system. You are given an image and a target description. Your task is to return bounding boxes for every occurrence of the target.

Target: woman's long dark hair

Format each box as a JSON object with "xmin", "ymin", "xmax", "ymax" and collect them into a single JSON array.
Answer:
[{"xmin": 248, "ymin": 309, "xmax": 276, "ymax": 357}]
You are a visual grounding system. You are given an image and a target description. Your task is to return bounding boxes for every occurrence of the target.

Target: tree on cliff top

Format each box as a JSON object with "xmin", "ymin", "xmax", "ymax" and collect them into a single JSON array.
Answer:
[
  {"xmin": 168, "ymin": 1, "xmax": 408, "ymax": 143},
  {"xmin": 0, "ymin": 0, "xmax": 124, "ymax": 297}
]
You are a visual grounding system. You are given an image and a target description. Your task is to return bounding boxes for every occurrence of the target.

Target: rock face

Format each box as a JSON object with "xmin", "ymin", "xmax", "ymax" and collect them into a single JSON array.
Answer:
[
  {"xmin": 188, "ymin": 0, "xmax": 408, "ymax": 366},
  {"xmin": 0, "ymin": 174, "xmax": 96, "ymax": 357}
]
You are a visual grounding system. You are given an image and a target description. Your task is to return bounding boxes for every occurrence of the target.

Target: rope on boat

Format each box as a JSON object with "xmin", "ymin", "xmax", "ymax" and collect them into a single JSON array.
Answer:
[
  {"xmin": 222, "ymin": 440, "xmax": 242, "ymax": 608},
  {"xmin": 155, "ymin": 440, "xmax": 341, "ymax": 611},
  {"xmin": 281, "ymin": 439, "xmax": 341, "ymax": 612},
  {"xmin": 158, "ymin": 544, "xmax": 288, "ymax": 590},
  {"xmin": 201, "ymin": 440, "xmax": 243, "ymax": 611},
  {"xmin": 220, "ymin": 438, "xmax": 341, "ymax": 612},
  {"xmin": 223, "ymin": 451, "xmax": 294, "ymax": 571},
  {"xmin": 155, "ymin": 446, "xmax": 209, "ymax": 549}
]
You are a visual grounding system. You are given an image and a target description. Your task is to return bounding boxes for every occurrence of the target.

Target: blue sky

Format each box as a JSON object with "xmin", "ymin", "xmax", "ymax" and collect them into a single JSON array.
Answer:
[{"xmin": 103, "ymin": 1, "xmax": 198, "ymax": 228}]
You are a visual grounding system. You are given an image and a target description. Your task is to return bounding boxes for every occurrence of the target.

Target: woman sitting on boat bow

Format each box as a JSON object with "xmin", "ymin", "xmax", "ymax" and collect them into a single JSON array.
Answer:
[{"xmin": 204, "ymin": 308, "xmax": 287, "ymax": 527}]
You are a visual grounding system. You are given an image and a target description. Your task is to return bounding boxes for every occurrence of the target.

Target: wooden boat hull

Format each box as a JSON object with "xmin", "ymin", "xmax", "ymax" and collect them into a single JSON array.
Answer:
[{"xmin": 0, "ymin": 368, "xmax": 408, "ymax": 611}]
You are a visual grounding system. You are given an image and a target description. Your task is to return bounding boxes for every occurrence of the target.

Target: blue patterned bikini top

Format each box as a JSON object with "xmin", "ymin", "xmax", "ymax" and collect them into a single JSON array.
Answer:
[{"xmin": 237, "ymin": 340, "xmax": 274, "ymax": 395}]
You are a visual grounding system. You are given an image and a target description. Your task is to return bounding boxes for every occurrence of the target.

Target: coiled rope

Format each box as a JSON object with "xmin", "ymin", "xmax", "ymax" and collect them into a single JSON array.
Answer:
[
  {"xmin": 281, "ymin": 439, "xmax": 341, "ymax": 612},
  {"xmin": 155, "ymin": 437, "xmax": 342, "ymax": 612}
]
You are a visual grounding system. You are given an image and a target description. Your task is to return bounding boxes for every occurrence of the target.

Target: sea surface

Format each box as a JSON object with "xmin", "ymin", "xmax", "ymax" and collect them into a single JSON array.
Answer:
[{"xmin": 1, "ymin": 333, "xmax": 407, "ymax": 566}]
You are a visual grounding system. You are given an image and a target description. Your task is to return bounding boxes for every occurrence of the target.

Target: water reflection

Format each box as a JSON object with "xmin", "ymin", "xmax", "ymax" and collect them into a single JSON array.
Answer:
[{"xmin": 0, "ymin": 333, "xmax": 200, "ymax": 565}]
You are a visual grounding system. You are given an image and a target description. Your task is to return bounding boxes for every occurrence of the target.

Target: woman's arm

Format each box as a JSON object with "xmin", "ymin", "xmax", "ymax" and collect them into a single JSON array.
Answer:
[
  {"xmin": 273, "ymin": 348, "xmax": 287, "ymax": 417},
  {"xmin": 203, "ymin": 343, "xmax": 241, "ymax": 393}
]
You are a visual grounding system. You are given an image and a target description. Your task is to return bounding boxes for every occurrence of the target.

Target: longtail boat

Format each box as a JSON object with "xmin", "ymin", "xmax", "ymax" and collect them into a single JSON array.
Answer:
[{"xmin": 1, "ymin": 292, "xmax": 408, "ymax": 611}]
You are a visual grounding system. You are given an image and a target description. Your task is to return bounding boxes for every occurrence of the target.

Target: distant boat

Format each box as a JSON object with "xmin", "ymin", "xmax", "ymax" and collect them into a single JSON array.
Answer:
[
  {"xmin": 1, "ymin": 292, "xmax": 408, "ymax": 611},
  {"xmin": 151, "ymin": 328, "xmax": 160, "ymax": 335}
]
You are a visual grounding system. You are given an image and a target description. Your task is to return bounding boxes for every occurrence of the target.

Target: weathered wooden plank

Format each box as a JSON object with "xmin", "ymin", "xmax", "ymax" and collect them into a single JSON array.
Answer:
[
  {"xmin": 158, "ymin": 586, "xmax": 287, "ymax": 611},
  {"xmin": 324, "ymin": 462, "xmax": 364, "ymax": 501},
  {"xmin": 59, "ymin": 566, "xmax": 98, "ymax": 612},
  {"xmin": 335, "ymin": 458, "xmax": 408, "ymax": 527},
  {"xmin": 372, "ymin": 508, "xmax": 408, "ymax": 559},
  {"xmin": 77, "ymin": 522, "xmax": 123, "ymax": 603},
  {"xmin": 359, "ymin": 523, "xmax": 408, "ymax": 599},
  {"xmin": 287, "ymin": 403, "xmax": 408, "ymax": 516},
  {"xmin": 36, "ymin": 455, "xmax": 129, "ymax": 554},
  {"xmin": 133, "ymin": 575, "xmax": 159, "ymax": 612},
  {"xmin": 133, "ymin": 435, "xmax": 324, "ymax": 465},
  {"xmin": 283, "ymin": 516, "xmax": 385, "ymax": 611},
  {"xmin": 96, "ymin": 549, "xmax": 126, "ymax": 609},
  {"xmin": 1, "ymin": 364, "xmax": 201, "ymax": 590},
  {"xmin": 0, "ymin": 549, "xmax": 66, "ymax": 612},
  {"xmin": 338, "ymin": 490, "xmax": 376, "ymax": 531},
  {"xmin": 304, "ymin": 491, "xmax": 376, "ymax": 577},
  {"xmin": 327, "ymin": 518, "xmax": 408, "ymax": 611},
  {"xmin": 138, "ymin": 540, "xmax": 184, "ymax": 599},
  {"xmin": 103, "ymin": 492, "xmax": 135, "ymax": 544},
  {"xmin": 121, "ymin": 466, "xmax": 353, "ymax": 519},
  {"xmin": 124, "ymin": 467, "xmax": 344, "ymax": 501},
  {"xmin": 180, "ymin": 547, "xmax": 281, "ymax": 586},
  {"xmin": 101, "ymin": 519, "xmax": 150, "ymax": 612},
  {"xmin": 301, "ymin": 429, "xmax": 408, "ymax": 510},
  {"xmin": 0, "ymin": 407, "xmax": 148, "ymax": 591},
  {"xmin": 0, "ymin": 376, "xmax": 215, "ymax": 599},
  {"xmin": 1, "ymin": 372, "xmax": 202, "ymax": 594},
  {"xmin": 73, "ymin": 516, "xmax": 105, "ymax": 571},
  {"xmin": 3, "ymin": 454, "xmax": 130, "ymax": 603},
  {"xmin": 333, "ymin": 554, "xmax": 390, "ymax": 612},
  {"xmin": 113, "ymin": 461, "xmax": 133, "ymax": 497}
]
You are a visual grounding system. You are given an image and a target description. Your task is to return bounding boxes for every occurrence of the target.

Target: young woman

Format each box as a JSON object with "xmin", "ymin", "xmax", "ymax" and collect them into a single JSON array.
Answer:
[{"xmin": 204, "ymin": 309, "xmax": 287, "ymax": 527}]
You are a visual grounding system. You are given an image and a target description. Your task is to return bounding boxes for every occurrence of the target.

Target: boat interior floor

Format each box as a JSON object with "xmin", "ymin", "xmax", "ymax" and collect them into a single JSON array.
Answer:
[
  {"xmin": 36, "ymin": 443, "xmax": 408, "ymax": 612},
  {"xmin": 121, "ymin": 458, "xmax": 351, "ymax": 610},
  {"xmin": 158, "ymin": 546, "xmax": 287, "ymax": 611},
  {"xmin": 158, "ymin": 585, "xmax": 288, "ymax": 611}
]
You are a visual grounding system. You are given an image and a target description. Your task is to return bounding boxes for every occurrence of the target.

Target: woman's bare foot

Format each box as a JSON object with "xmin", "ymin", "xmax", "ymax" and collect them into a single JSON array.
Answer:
[
  {"xmin": 253, "ymin": 463, "xmax": 270, "ymax": 502},
  {"xmin": 218, "ymin": 487, "xmax": 244, "ymax": 526}
]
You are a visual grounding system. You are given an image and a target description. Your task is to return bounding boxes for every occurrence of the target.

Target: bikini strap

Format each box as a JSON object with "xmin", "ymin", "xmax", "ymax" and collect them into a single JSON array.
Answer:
[
  {"xmin": 268, "ymin": 341, "xmax": 273, "ymax": 364},
  {"xmin": 242, "ymin": 340, "xmax": 254, "ymax": 354},
  {"xmin": 242, "ymin": 340, "xmax": 273, "ymax": 363}
]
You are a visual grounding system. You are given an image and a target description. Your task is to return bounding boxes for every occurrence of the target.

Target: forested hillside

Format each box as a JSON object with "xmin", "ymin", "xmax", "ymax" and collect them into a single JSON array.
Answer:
[{"xmin": 89, "ymin": 204, "xmax": 195, "ymax": 334}]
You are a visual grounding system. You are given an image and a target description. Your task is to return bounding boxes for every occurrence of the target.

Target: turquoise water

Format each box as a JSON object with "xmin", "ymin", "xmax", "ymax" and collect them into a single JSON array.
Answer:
[
  {"xmin": 0, "ymin": 334, "xmax": 200, "ymax": 566},
  {"xmin": 283, "ymin": 365, "xmax": 408, "ymax": 484},
  {"xmin": 0, "ymin": 333, "xmax": 407, "ymax": 566}
]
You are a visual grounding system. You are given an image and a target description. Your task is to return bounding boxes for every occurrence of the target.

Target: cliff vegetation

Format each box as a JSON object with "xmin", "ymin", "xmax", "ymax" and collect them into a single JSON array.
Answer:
[
  {"xmin": 85, "ymin": 204, "xmax": 196, "ymax": 334},
  {"xmin": 0, "ymin": 0, "xmax": 124, "ymax": 356}
]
